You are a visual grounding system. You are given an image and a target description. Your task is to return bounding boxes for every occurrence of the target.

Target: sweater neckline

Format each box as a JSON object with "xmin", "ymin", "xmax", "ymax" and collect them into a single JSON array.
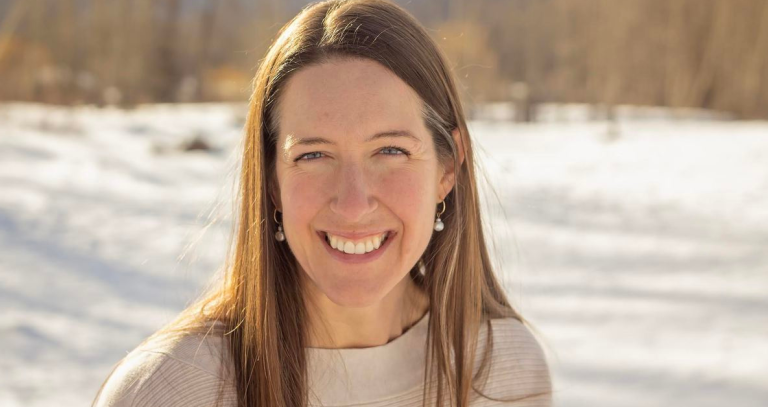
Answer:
[
  {"xmin": 306, "ymin": 310, "xmax": 430, "ymax": 351},
  {"xmin": 305, "ymin": 311, "xmax": 431, "ymax": 405}
]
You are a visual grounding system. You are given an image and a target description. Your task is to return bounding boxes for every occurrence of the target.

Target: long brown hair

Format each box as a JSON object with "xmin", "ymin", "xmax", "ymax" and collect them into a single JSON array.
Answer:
[{"xmin": 93, "ymin": 1, "xmax": 545, "ymax": 406}]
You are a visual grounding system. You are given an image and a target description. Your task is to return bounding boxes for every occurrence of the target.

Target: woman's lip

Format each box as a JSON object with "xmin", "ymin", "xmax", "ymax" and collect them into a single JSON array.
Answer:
[
  {"xmin": 320, "ymin": 230, "xmax": 392, "ymax": 240},
  {"xmin": 317, "ymin": 231, "xmax": 395, "ymax": 264}
]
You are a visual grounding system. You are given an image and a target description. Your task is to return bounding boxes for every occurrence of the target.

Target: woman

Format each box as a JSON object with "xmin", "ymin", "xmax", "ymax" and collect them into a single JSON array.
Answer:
[{"xmin": 93, "ymin": 0, "xmax": 552, "ymax": 406}]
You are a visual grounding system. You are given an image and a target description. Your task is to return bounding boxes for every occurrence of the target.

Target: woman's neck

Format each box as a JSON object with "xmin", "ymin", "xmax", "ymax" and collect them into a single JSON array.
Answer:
[{"xmin": 304, "ymin": 275, "xmax": 430, "ymax": 349}]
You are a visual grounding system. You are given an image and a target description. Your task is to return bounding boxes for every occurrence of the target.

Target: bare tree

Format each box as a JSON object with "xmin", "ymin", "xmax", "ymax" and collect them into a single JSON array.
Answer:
[{"xmin": 0, "ymin": 0, "xmax": 765, "ymax": 118}]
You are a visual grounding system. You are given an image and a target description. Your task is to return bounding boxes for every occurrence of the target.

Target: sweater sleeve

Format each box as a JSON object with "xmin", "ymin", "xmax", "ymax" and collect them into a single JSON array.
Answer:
[
  {"xmin": 93, "ymin": 336, "xmax": 237, "ymax": 407},
  {"xmin": 93, "ymin": 349, "xmax": 165, "ymax": 407},
  {"xmin": 474, "ymin": 317, "xmax": 553, "ymax": 406}
]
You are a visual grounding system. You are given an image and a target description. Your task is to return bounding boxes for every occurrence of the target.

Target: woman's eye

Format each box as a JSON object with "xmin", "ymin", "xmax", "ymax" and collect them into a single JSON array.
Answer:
[
  {"xmin": 380, "ymin": 146, "xmax": 410, "ymax": 156},
  {"xmin": 296, "ymin": 152, "xmax": 324, "ymax": 161},
  {"xmin": 295, "ymin": 146, "xmax": 410, "ymax": 162}
]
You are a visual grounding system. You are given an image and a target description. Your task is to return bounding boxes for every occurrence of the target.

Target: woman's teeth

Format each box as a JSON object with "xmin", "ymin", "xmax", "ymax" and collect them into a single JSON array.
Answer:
[{"xmin": 326, "ymin": 232, "xmax": 389, "ymax": 254}]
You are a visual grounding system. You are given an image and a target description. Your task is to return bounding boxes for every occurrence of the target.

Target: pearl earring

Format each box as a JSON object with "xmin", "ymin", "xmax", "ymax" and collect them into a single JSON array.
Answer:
[
  {"xmin": 274, "ymin": 209, "xmax": 285, "ymax": 242},
  {"xmin": 434, "ymin": 200, "xmax": 446, "ymax": 232}
]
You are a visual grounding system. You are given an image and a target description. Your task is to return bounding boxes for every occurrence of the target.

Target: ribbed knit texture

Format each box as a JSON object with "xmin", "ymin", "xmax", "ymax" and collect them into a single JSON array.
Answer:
[{"xmin": 95, "ymin": 312, "xmax": 552, "ymax": 406}]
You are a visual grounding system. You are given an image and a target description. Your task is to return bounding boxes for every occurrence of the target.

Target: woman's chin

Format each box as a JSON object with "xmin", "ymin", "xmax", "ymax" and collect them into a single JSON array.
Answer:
[{"xmin": 320, "ymin": 281, "xmax": 390, "ymax": 308}]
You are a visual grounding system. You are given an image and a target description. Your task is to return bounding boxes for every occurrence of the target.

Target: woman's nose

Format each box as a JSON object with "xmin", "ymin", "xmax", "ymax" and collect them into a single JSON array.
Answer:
[{"xmin": 329, "ymin": 162, "xmax": 378, "ymax": 222}]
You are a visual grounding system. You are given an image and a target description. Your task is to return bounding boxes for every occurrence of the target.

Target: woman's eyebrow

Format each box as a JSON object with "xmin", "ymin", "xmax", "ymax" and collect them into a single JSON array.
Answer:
[
  {"xmin": 284, "ymin": 130, "xmax": 422, "ymax": 150},
  {"xmin": 366, "ymin": 130, "xmax": 421, "ymax": 144}
]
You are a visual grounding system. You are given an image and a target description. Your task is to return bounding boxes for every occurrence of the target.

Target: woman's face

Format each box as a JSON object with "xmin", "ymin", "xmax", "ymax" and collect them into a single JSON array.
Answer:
[{"xmin": 273, "ymin": 58, "xmax": 453, "ymax": 308}]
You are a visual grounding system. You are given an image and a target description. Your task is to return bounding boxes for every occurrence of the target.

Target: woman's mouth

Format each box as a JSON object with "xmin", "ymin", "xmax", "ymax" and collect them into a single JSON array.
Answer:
[
  {"xmin": 317, "ymin": 230, "xmax": 395, "ymax": 263},
  {"xmin": 324, "ymin": 231, "xmax": 390, "ymax": 254}
]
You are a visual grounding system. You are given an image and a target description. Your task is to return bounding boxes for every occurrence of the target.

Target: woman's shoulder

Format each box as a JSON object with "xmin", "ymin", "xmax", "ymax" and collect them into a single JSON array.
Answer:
[
  {"xmin": 94, "ymin": 321, "xmax": 237, "ymax": 407},
  {"xmin": 473, "ymin": 315, "xmax": 553, "ymax": 405},
  {"xmin": 479, "ymin": 316, "xmax": 550, "ymax": 361}
]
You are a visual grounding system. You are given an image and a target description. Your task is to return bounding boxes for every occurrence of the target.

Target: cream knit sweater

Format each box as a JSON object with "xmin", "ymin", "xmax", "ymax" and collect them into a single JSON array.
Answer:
[{"xmin": 94, "ymin": 312, "xmax": 552, "ymax": 406}]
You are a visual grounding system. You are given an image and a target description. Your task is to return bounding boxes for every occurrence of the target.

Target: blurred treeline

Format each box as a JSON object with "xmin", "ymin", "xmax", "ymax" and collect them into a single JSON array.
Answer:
[{"xmin": 0, "ymin": 0, "xmax": 766, "ymax": 119}]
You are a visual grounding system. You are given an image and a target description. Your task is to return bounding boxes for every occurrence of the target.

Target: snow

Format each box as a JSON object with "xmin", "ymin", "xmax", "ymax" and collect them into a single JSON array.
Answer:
[{"xmin": 1, "ymin": 103, "xmax": 766, "ymax": 406}]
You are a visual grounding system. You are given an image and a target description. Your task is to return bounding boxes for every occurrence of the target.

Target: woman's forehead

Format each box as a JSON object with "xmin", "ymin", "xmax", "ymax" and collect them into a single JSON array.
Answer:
[{"xmin": 276, "ymin": 58, "xmax": 426, "ymax": 142}]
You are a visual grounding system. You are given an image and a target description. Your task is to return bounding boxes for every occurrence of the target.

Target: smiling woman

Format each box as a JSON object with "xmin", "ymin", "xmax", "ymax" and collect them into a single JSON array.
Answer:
[
  {"xmin": 274, "ymin": 59, "xmax": 447, "ymax": 324},
  {"xmin": 92, "ymin": 1, "xmax": 552, "ymax": 406}
]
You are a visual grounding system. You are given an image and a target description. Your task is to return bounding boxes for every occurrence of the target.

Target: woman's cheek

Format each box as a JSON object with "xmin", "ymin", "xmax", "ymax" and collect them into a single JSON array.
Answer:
[
  {"xmin": 280, "ymin": 172, "xmax": 327, "ymax": 233},
  {"xmin": 377, "ymin": 166, "xmax": 433, "ymax": 214}
]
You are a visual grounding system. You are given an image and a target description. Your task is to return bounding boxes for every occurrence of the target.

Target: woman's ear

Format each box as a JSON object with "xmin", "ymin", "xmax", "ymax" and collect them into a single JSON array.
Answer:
[
  {"xmin": 269, "ymin": 175, "xmax": 282, "ymax": 212},
  {"xmin": 271, "ymin": 193, "xmax": 281, "ymax": 213},
  {"xmin": 438, "ymin": 127, "xmax": 465, "ymax": 201}
]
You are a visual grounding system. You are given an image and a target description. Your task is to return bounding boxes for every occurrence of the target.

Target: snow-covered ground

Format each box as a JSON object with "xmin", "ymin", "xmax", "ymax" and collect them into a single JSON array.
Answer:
[{"xmin": 1, "ymin": 103, "xmax": 766, "ymax": 406}]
